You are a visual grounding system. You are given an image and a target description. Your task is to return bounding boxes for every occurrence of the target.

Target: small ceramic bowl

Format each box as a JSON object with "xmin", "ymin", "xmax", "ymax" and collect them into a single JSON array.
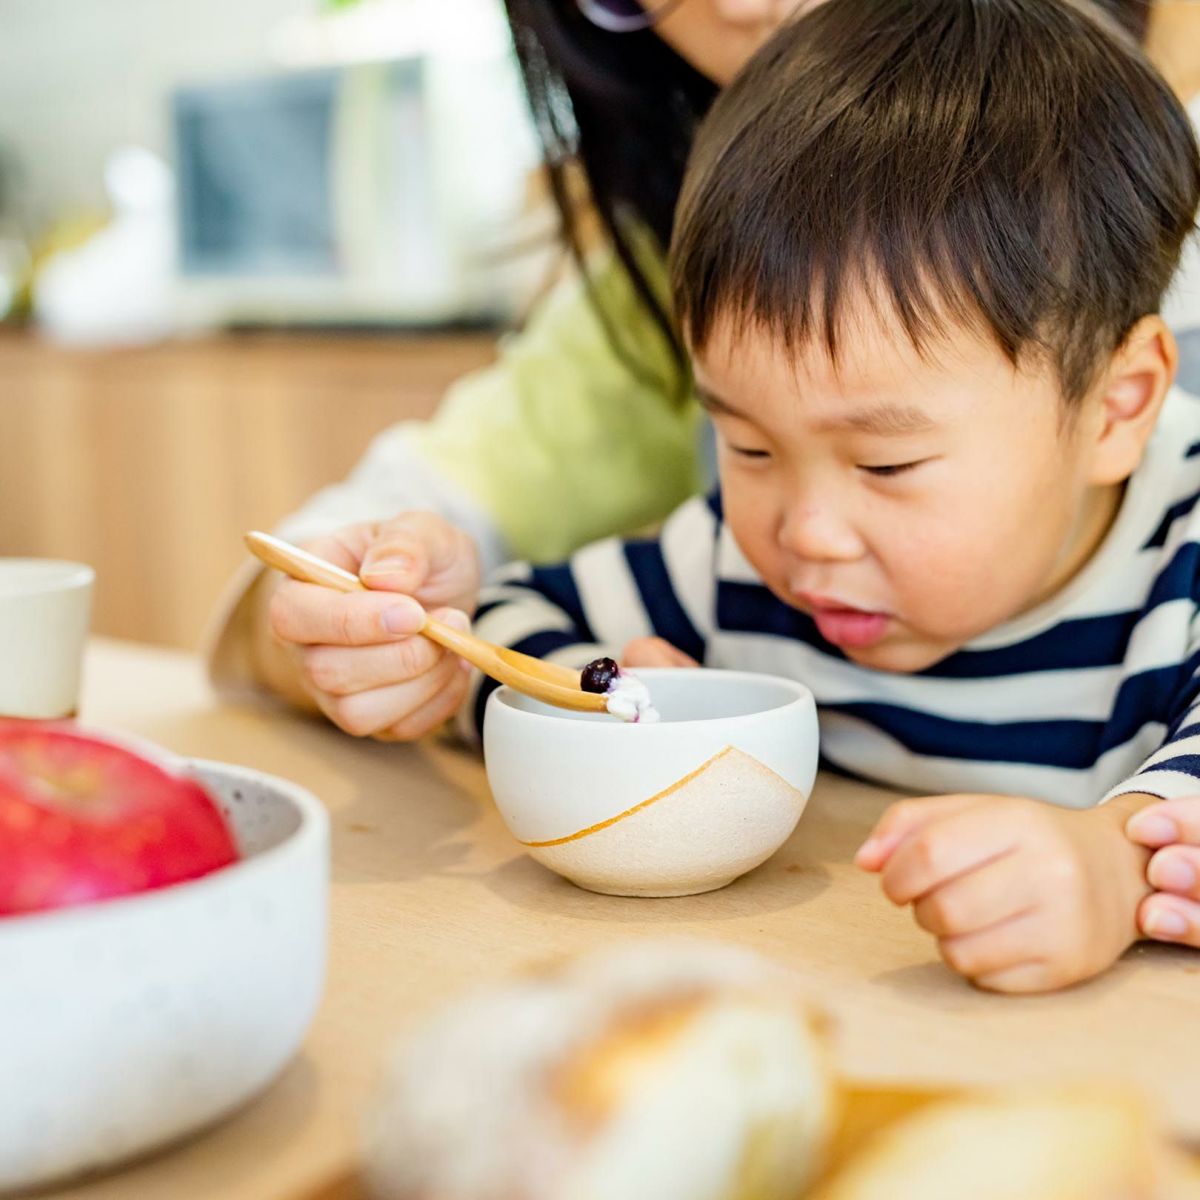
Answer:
[
  {"xmin": 0, "ymin": 759, "xmax": 329, "ymax": 1193},
  {"xmin": 484, "ymin": 669, "xmax": 819, "ymax": 897}
]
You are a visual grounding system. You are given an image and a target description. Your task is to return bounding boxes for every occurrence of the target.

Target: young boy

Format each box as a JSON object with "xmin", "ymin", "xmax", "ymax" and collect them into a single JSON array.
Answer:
[{"xmin": 462, "ymin": 0, "xmax": 1200, "ymax": 993}]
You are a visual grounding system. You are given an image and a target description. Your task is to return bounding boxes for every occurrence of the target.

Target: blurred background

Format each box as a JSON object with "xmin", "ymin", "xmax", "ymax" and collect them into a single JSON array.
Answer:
[
  {"xmin": 1, "ymin": 0, "xmax": 1199, "ymax": 653},
  {"xmin": 0, "ymin": 0, "xmax": 557, "ymax": 649}
]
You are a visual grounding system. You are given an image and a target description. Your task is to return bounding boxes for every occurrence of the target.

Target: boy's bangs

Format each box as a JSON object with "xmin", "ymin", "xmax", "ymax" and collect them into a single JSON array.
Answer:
[
  {"xmin": 670, "ymin": 0, "xmax": 1200, "ymax": 405},
  {"xmin": 681, "ymin": 222, "xmax": 1031, "ymax": 383}
]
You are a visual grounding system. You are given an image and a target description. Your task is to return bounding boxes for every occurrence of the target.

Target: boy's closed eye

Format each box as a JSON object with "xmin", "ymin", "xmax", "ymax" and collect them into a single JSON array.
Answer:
[
  {"xmin": 729, "ymin": 444, "xmax": 772, "ymax": 460},
  {"xmin": 725, "ymin": 443, "xmax": 931, "ymax": 476},
  {"xmin": 859, "ymin": 460, "xmax": 930, "ymax": 477}
]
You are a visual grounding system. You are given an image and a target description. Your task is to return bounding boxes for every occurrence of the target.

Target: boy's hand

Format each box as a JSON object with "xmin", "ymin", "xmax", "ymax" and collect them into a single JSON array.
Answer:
[
  {"xmin": 264, "ymin": 513, "xmax": 480, "ymax": 741},
  {"xmin": 621, "ymin": 638, "xmax": 700, "ymax": 668},
  {"xmin": 856, "ymin": 794, "xmax": 1152, "ymax": 994},
  {"xmin": 1127, "ymin": 797, "xmax": 1200, "ymax": 947}
]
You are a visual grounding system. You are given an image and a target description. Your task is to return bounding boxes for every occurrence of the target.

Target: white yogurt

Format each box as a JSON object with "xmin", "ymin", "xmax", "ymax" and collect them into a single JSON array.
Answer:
[{"xmin": 605, "ymin": 671, "xmax": 660, "ymax": 724}]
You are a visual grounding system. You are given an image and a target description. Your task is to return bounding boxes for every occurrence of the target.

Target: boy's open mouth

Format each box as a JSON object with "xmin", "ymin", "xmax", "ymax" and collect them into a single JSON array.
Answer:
[{"xmin": 795, "ymin": 593, "xmax": 891, "ymax": 650}]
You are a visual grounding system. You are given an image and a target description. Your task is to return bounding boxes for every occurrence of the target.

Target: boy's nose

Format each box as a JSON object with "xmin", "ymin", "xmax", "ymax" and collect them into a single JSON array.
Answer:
[{"xmin": 778, "ymin": 502, "xmax": 865, "ymax": 563}]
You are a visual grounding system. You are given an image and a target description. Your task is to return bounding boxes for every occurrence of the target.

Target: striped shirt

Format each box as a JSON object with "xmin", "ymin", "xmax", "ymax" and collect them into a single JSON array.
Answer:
[{"xmin": 466, "ymin": 387, "xmax": 1200, "ymax": 810}]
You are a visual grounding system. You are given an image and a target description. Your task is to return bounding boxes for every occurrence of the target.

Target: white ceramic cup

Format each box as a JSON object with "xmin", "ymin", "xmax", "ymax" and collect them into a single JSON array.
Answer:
[{"xmin": 0, "ymin": 559, "xmax": 94, "ymax": 719}]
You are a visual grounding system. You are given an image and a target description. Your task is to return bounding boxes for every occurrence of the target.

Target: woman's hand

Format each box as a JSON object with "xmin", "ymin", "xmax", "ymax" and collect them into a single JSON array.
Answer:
[
  {"xmin": 255, "ymin": 512, "xmax": 480, "ymax": 741},
  {"xmin": 1126, "ymin": 798, "xmax": 1200, "ymax": 947},
  {"xmin": 856, "ymin": 792, "xmax": 1153, "ymax": 993}
]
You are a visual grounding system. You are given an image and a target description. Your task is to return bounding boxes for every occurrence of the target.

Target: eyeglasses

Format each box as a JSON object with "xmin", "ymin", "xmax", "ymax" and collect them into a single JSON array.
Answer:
[{"xmin": 575, "ymin": 0, "xmax": 687, "ymax": 34}]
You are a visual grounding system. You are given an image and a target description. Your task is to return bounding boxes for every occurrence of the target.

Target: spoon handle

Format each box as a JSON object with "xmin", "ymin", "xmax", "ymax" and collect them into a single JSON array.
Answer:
[{"xmin": 245, "ymin": 532, "xmax": 362, "ymax": 593}]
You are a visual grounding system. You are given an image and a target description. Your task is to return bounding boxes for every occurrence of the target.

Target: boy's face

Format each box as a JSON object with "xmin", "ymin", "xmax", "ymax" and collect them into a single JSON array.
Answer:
[{"xmin": 694, "ymin": 307, "xmax": 1120, "ymax": 673}]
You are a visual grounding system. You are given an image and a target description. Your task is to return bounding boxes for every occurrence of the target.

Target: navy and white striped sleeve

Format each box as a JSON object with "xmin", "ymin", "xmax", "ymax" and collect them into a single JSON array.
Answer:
[
  {"xmin": 1106, "ymin": 612, "xmax": 1200, "ymax": 802},
  {"xmin": 456, "ymin": 496, "xmax": 720, "ymax": 741}
]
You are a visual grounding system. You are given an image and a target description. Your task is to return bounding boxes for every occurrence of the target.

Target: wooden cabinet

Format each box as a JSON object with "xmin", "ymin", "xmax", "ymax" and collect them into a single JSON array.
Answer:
[{"xmin": 0, "ymin": 330, "xmax": 496, "ymax": 649}]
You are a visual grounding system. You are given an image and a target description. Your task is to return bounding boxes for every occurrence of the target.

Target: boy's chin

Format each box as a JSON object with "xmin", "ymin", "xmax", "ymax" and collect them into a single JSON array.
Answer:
[{"xmin": 839, "ymin": 634, "xmax": 959, "ymax": 674}]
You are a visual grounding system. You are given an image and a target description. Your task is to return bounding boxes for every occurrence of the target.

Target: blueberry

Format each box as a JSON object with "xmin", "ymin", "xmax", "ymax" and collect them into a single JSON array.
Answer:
[{"xmin": 580, "ymin": 657, "xmax": 620, "ymax": 694}]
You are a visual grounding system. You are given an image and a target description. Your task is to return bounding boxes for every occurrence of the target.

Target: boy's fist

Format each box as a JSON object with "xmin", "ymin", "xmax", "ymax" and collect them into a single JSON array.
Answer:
[{"xmin": 857, "ymin": 793, "xmax": 1152, "ymax": 993}]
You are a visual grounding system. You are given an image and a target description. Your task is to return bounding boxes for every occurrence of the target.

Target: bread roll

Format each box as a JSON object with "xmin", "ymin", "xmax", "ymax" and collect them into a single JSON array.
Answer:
[
  {"xmin": 363, "ymin": 939, "xmax": 835, "ymax": 1200},
  {"xmin": 814, "ymin": 1086, "xmax": 1173, "ymax": 1200}
]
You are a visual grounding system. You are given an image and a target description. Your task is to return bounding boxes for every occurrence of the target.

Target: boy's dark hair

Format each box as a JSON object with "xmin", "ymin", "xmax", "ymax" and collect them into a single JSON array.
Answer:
[{"xmin": 671, "ymin": 0, "xmax": 1200, "ymax": 404}]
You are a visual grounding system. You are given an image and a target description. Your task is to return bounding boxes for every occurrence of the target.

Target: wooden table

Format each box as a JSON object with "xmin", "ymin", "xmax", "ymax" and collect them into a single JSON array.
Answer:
[{"xmin": 45, "ymin": 639, "xmax": 1200, "ymax": 1200}]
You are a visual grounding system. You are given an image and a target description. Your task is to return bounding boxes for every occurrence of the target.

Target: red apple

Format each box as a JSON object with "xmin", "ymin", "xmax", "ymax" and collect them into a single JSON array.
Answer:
[{"xmin": 0, "ymin": 721, "xmax": 239, "ymax": 917}]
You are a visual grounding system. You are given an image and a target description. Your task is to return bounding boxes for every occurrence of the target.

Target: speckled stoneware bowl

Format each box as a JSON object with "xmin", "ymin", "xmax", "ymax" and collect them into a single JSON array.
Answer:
[
  {"xmin": 484, "ymin": 669, "xmax": 819, "ymax": 897},
  {"xmin": 0, "ymin": 758, "xmax": 329, "ymax": 1194}
]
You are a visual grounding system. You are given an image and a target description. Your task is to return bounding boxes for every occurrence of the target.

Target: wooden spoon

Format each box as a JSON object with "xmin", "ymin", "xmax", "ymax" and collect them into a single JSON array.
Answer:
[{"xmin": 244, "ymin": 531, "xmax": 609, "ymax": 715}]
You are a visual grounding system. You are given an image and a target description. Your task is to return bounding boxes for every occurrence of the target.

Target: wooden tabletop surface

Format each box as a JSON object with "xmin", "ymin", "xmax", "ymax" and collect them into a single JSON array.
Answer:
[{"xmin": 41, "ymin": 638, "xmax": 1200, "ymax": 1200}]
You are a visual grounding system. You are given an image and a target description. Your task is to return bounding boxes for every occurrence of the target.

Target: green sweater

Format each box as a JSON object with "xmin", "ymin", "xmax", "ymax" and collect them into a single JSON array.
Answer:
[{"xmin": 409, "ymin": 251, "xmax": 704, "ymax": 562}]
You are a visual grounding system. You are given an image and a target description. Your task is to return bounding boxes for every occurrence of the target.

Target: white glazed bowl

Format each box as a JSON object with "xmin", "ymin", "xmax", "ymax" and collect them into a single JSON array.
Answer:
[
  {"xmin": 484, "ymin": 669, "xmax": 818, "ymax": 897},
  {"xmin": 0, "ymin": 759, "xmax": 329, "ymax": 1194}
]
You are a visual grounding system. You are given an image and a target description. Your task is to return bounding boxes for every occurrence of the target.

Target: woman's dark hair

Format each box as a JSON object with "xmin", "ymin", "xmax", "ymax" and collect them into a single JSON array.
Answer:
[
  {"xmin": 503, "ymin": 0, "xmax": 1155, "ymax": 392},
  {"xmin": 671, "ymin": 0, "xmax": 1199, "ymax": 405},
  {"xmin": 503, "ymin": 0, "xmax": 716, "ymax": 386}
]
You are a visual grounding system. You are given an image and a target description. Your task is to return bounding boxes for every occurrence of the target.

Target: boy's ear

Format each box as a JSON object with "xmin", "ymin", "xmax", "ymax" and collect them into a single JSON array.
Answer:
[{"xmin": 1088, "ymin": 316, "xmax": 1177, "ymax": 486}]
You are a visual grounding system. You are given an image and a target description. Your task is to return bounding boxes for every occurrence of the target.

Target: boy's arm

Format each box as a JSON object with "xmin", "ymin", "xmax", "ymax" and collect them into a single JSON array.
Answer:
[
  {"xmin": 455, "ymin": 497, "xmax": 719, "ymax": 742},
  {"xmin": 1102, "ymin": 680, "xmax": 1200, "ymax": 805}
]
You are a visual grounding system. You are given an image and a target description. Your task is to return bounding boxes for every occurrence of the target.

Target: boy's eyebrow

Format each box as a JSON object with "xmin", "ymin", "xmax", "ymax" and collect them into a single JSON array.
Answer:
[
  {"xmin": 697, "ymin": 386, "xmax": 936, "ymax": 436},
  {"xmin": 817, "ymin": 403, "xmax": 937, "ymax": 436},
  {"xmin": 696, "ymin": 386, "xmax": 752, "ymax": 419}
]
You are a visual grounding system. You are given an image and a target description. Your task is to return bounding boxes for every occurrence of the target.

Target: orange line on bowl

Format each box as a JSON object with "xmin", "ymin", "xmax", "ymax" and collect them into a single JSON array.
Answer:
[{"xmin": 520, "ymin": 747, "xmax": 737, "ymax": 848}]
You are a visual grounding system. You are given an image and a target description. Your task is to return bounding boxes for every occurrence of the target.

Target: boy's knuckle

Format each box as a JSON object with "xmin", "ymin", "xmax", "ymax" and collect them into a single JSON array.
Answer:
[
  {"xmin": 938, "ymin": 937, "xmax": 977, "ymax": 976},
  {"xmin": 1037, "ymin": 960, "xmax": 1075, "ymax": 992},
  {"xmin": 912, "ymin": 834, "xmax": 944, "ymax": 877},
  {"xmin": 924, "ymin": 894, "xmax": 958, "ymax": 934}
]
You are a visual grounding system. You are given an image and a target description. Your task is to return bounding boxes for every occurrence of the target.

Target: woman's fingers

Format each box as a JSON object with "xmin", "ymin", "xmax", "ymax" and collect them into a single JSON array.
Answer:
[
  {"xmin": 270, "ymin": 581, "xmax": 425, "ymax": 647},
  {"xmin": 373, "ymin": 664, "xmax": 473, "ymax": 742},
  {"xmin": 1139, "ymin": 892, "xmax": 1200, "ymax": 945},
  {"xmin": 1126, "ymin": 796, "xmax": 1200, "ymax": 848},
  {"xmin": 313, "ymin": 651, "xmax": 466, "ymax": 740},
  {"xmin": 286, "ymin": 607, "xmax": 473, "ymax": 741},
  {"xmin": 1146, "ymin": 844, "xmax": 1200, "ymax": 901},
  {"xmin": 298, "ymin": 609, "xmax": 470, "ymax": 694}
]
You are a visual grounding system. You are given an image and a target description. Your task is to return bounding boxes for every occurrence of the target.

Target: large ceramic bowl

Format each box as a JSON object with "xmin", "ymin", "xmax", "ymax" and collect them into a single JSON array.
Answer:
[
  {"xmin": 0, "ymin": 759, "xmax": 329, "ymax": 1194},
  {"xmin": 484, "ymin": 669, "xmax": 819, "ymax": 897}
]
